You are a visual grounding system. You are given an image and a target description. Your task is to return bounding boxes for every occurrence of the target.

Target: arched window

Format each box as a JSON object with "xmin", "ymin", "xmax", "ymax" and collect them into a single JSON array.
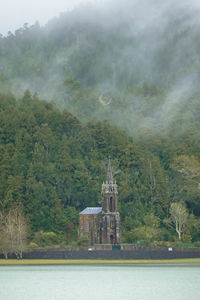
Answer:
[
  {"xmin": 109, "ymin": 197, "xmax": 113, "ymax": 211},
  {"xmin": 84, "ymin": 221, "xmax": 89, "ymax": 233}
]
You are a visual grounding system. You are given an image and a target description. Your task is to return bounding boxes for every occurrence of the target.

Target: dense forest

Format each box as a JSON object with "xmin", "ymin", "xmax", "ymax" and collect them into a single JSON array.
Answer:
[
  {"xmin": 0, "ymin": 0, "xmax": 200, "ymax": 248},
  {"xmin": 0, "ymin": 91, "xmax": 199, "ymax": 247}
]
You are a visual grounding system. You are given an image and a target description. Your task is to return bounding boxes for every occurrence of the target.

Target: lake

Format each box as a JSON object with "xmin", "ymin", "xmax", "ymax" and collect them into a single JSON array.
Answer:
[{"xmin": 0, "ymin": 264, "xmax": 200, "ymax": 300}]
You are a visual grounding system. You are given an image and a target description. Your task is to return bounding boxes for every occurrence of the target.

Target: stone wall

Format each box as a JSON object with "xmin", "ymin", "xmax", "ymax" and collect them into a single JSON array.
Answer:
[
  {"xmin": 79, "ymin": 214, "xmax": 100, "ymax": 244},
  {"xmin": 2, "ymin": 248, "xmax": 200, "ymax": 260}
]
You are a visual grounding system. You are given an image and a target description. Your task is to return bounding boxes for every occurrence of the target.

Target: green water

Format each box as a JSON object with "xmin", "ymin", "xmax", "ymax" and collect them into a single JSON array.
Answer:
[{"xmin": 0, "ymin": 264, "xmax": 200, "ymax": 300}]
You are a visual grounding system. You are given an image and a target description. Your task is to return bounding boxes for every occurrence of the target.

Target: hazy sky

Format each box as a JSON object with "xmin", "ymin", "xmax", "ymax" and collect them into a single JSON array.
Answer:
[
  {"xmin": 1, "ymin": 0, "xmax": 200, "ymax": 36},
  {"xmin": 0, "ymin": 0, "xmax": 100, "ymax": 35}
]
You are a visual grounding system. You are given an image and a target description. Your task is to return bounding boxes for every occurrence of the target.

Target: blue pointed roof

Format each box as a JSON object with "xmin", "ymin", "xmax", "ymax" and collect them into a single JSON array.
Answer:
[{"xmin": 80, "ymin": 207, "xmax": 102, "ymax": 215}]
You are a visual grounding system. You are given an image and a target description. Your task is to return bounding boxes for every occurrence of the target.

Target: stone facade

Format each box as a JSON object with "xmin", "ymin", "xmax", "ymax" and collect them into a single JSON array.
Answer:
[
  {"xmin": 79, "ymin": 160, "xmax": 121, "ymax": 245},
  {"xmin": 78, "ymin": 208, "xmax": 102, "ymax": 244}
]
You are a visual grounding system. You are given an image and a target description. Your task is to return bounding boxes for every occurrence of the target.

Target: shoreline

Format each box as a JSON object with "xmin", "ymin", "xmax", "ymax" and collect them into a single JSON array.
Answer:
[{"xmin": 0, "ymin": 258, "xmax": 200, "ymax": 265}]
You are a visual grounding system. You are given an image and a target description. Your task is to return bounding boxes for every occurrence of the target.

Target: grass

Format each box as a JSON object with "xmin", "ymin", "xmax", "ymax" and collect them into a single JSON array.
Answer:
[{"xmin": 0, "ymin": 258, "xmax": 200, "ymax": 265}]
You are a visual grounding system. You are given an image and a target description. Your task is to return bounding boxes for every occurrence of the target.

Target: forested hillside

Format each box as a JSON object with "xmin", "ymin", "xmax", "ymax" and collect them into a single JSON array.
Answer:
[
  {"xmin": 0, "ymin": 92, "xmax": 199, "ymax": 246},
  {"xmin": 0, "ymin": 0, "xmax": 200, "ymax": 247}
]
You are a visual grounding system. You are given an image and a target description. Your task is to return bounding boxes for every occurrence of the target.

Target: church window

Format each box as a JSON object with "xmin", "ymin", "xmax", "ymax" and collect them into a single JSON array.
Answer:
[
  {"xmin": 109, "ymin": 197, "xmax": 113, "ymax": 211},
  {"xmin": 84, "ymin": 221, "xmax": 89, "ymax": 233},
  {"xmin": 111, "ymin": 219, "xmax": 115, "ymax": 228}
]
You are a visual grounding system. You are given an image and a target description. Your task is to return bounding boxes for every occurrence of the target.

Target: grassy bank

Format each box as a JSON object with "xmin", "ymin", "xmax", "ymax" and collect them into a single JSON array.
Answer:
[{"xmin": 0, "ymin": 258, "xmax": 200, "ymax": 265}]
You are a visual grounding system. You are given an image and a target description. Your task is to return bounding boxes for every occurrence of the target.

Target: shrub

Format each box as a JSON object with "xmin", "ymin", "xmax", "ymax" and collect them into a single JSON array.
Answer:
[
  {"xmin": 33, "ymin": 231, "xmax": 60, "ymax": 247},
  {"xmin": 77, "ymin": 236, "xmax": 89, "ymax": 247},
  {"xmin": 194, "ymin": 241, "xmax": 200, "ymax": 248},
  {"xmin": 29, "ymin": 242, "xmax": 39, "ymax": 249}
]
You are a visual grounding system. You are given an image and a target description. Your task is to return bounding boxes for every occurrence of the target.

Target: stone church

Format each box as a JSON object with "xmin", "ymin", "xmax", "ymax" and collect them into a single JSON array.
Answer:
[{"xmin": 79, "ymin": 160, "xmax": 121, "ymax": 245}]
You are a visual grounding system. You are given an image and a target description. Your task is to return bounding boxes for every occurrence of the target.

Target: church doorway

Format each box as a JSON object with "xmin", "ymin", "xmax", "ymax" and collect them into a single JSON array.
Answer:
[{"xmin": 110, "ymin": 235, "xmax": 114, "ymax": 245}]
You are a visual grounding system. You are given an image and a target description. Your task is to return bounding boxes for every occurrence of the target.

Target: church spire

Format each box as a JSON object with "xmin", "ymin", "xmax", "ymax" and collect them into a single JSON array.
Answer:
[
  {"xmin": 101, "ymin": 158, "xmax": 121, "ymax": 244},
  {"xmin": 106, "ymin": 158, "xmax": 113, "ymax": 184},
  {"xmin": 102, "ymin": 159, "xmax": 118, "ymax": 196}
]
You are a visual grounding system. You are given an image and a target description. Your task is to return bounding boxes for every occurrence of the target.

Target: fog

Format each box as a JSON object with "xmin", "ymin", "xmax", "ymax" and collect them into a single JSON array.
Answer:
[
  {"xmin": 1, "ymin": 0, "xmax": 200, "ymax": 136},
  {"xmin": 0, "ymin": 0, "xmax": 98, "ymax": 36}
]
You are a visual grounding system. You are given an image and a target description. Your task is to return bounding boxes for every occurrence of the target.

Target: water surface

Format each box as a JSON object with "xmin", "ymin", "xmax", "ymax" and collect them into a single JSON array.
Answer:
[{"xmin": 0, "ymin": 264, "xmax": 200, "ymax": 300}]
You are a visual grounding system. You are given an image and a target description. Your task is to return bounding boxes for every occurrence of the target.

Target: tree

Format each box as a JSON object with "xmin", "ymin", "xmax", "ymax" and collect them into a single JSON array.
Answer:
[
  {"xmin": 0, "ymin": 205, "xmax": 28, "ymax": 258},
  {"xmin": 0, "ymin": 214, "xmax": 12, "ymax": 259},
  {"xmin": 169, "ymin": 202, "xmax": 188, "ymax": 240},
  {"xmin": 171, "ymin": 155, "xmax": 200, "ymax": 183}
]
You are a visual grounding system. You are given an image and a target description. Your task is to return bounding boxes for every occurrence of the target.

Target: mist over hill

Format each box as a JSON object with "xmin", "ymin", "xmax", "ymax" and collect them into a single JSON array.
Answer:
[{"xmin": 0, "ymin": 0, "xmax": 200, "ymax": 136}]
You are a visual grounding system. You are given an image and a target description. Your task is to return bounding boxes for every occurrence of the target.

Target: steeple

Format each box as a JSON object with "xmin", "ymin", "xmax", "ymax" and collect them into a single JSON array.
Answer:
[
  {"xmin": 102, "ymin": 160, "xmax": 118, "ymax": 196},
  {"xmin": 102, "ymin": 159, "xmax": 118, "ymax": 213},
  {"xmin": 101, "ymin": 158, "xmax": 121, "ymax": 244},
  {"xmin": 79, "ymin": 157, "xmax": 121, "ymax": 246},
  {"xmin": 106, "ymin": 158, "xmax": 113, "ymax": 184}
]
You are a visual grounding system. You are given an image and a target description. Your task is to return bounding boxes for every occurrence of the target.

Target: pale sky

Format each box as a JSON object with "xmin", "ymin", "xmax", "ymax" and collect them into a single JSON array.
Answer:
[
  {"xmin": 1, "ymin": 0, "xmax": 200, "ymax": 36},
  {"xmin": 0, "ymin": 0, "xmax": 100, "ymax": 36}
]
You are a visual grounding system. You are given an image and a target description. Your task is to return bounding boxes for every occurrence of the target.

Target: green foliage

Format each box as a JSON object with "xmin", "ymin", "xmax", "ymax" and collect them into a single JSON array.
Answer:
[
  {"xmin": 33, "ymin": 231, "xmax": 60, "ymax": 247},
  {"xmin": 77, "ymin": 236, "xmax": 90, "ymax": 247},
  {"xmin": 29, "ymin": 242, "xmax": 39, "ymax": 249},
  {"xmin": 122, "ymin": 213, "xmax": 162, "ymax": 244}
]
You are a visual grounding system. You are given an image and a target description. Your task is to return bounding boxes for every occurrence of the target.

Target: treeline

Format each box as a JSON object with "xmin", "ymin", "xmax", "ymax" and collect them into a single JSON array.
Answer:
[{"xmin": 0, "ymin": 91, "xmax": 200, "ymax": 248}]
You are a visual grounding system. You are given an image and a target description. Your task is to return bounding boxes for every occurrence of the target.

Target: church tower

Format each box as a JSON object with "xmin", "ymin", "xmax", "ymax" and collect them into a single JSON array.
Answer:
[{"xmin": 100, "ymin": 159, "xmax": 121, "ymax": 244}]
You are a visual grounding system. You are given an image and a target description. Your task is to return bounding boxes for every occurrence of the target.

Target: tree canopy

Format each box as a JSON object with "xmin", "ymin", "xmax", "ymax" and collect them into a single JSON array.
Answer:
[
  {"xmin": 0, "ymin": 1, "xmax": 200, "ymax": 246},
  {"xmin": 0, "ymin": 92, "xmax": 199, "ymax": 246}
]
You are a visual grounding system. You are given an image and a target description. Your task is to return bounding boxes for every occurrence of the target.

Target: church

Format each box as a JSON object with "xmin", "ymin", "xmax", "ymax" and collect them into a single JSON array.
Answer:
[{"xmin": 79, "ymin": 160, "xmax": 121, "ymax": 245}]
